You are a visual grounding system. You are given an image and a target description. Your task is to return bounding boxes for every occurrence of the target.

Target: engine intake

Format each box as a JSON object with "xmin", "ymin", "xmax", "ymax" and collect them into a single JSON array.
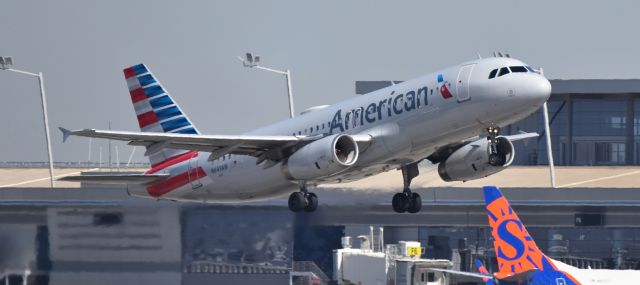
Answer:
[
  {"xmin": 438, "ymin": 136, "xmax": 514, "ymax": 182},
  {"xmin": 283, "ymin": 134, "xmax": 359, "ymax": 180}
]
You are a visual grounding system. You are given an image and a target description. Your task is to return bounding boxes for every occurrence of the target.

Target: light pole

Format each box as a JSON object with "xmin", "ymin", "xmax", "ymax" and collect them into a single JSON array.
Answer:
[
  {"xmin": 539, "ymin": 67, "xmax": 556, "ymax": 188},
  {"xmin": 0, "ymin": 56, "xmax": 55, "ymax": 188},
  {"xmin": 238, "ymin": 52, "xmax": 295, "ymax": 118}
]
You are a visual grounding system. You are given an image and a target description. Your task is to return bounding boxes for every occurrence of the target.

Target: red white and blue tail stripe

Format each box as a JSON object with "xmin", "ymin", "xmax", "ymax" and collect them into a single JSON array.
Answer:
[{"xmin": 123, "ymin": 64, "xmax": 200, "ymax": 166}]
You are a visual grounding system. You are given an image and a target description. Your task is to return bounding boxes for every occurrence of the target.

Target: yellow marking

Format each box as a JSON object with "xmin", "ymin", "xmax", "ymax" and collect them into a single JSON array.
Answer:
[{"xmin": 407, "ymin": 246, "xmax": 422, "ymax": 256}]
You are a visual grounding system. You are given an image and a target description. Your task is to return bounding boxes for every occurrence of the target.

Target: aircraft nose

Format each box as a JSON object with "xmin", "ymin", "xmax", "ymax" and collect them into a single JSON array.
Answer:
[{"xmin": 530, "ymin": 75, "xmax": 552, "ymax": 102}]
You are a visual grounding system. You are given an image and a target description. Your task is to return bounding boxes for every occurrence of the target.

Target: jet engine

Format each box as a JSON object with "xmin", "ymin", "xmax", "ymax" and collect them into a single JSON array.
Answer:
[
  {"xmin": 283, "ymin": 134, "xmax": 359, "ymax": 180},
  {"xmin": 437, "ymin": 136, "xmax": 515, "ymax": 182}
]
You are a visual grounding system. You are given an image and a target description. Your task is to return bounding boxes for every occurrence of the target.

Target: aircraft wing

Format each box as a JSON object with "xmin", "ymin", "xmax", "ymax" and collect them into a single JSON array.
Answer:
[
  {"xmin": 502, "ymin": 131, "xmax": 539, "ymax": 141},
  {"xmin": 60, "ymin": 128, "xmax": 372, "ymax": 162},
  {"xmin": 426, "ymin": 268, "xmax": 492, "ymax": 280},
  {"xmin": 57, "ymin": 173, "xmax": 170, "ymax": 184}
]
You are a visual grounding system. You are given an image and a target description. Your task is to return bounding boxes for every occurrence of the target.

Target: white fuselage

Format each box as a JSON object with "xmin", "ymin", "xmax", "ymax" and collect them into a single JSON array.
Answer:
[
  {"xmin": 554, "ymin": 259, "xmax": 640, "ymax": 284},
  {"xmin": 129, "ymin": 57, "xmax": 551, "ymax": 202}
]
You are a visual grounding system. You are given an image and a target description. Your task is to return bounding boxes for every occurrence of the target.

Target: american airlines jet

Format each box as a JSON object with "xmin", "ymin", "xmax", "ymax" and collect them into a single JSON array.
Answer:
[
  {"xmin": 440, "ymin": 186, "xmax": 640, "ymax": 284},
  {"xmin": 59, "ymin": 56, "xmax": 550, "ymax": 213}
]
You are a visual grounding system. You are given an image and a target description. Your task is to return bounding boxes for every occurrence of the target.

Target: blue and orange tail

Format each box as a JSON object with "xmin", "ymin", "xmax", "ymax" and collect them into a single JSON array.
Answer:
[
  {"xmin": 123, "ymin": 64, "xmax": 200, "ymax": 166},
  {"xmin": 483, "ymin": 186, "xmax": 557, "ymax": 278},
  {"xmin": 475, "ymin": 259, "xmax": 496, "ymax": 285}
]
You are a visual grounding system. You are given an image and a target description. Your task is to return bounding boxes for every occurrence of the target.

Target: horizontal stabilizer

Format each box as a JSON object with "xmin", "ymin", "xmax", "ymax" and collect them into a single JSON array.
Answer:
[
  {"xmin": 59, "ymin": 127, "xmax": 72, "ymax": 143},
  {"xmin": 57, "ymin": 173, "xmax": 170, "ymax": 185}
]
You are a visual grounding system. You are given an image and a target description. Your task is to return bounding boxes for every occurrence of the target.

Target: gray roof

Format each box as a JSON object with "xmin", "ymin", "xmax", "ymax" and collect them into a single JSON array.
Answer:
[{"xmin": 550, "ymin": 79, "xmax": 640, "ymax": 94}]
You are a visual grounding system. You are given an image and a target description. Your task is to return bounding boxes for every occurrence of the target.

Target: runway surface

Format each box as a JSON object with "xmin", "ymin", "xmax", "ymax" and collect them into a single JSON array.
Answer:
[{"xmin": 3, "ymin": 166, "xmax": 640, "ymax": 188}]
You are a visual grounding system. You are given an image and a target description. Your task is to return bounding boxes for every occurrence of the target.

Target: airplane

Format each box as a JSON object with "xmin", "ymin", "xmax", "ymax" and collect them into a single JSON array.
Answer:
[
  {"xmin": 59, "ymin": 55, "xmax": 551, "ymax": 213},
  {"xmin": 438, "ymin": 186, "xmax": 640, "ymax": 284}
]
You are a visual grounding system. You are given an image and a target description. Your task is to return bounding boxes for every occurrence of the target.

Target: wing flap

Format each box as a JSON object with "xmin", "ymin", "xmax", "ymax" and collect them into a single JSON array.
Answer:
[{"xmin": 57, "ymin": 173, "xmax": 170, "ymax": 185}]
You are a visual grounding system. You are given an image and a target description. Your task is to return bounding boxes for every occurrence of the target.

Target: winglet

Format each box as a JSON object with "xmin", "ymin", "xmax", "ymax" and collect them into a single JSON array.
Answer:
[{"xmin": 59, "ymin": 127, "xmax": 72, "ymax": 143}]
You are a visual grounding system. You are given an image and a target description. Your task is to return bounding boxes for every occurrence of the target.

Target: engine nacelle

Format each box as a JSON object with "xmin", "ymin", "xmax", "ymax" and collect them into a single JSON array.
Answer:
[
  {"xmin": 438, "ymin": 136, "xmax": 515, "ymax": 182},
  {"xmin": 283, "ymin": 134, "xmax": 359, "ymax": 180}
]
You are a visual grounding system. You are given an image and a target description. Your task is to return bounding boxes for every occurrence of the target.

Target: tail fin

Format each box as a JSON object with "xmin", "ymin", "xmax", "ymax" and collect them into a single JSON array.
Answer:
[
  {"xmin": 475, "ymin": 259, "xmax": 496, "ymax": 285},
  {"xmin": 483, "ymin": 186, "xmax": 557, "ymax": 278},
  {"xmin": 123, "ymin": 64, "xmax": 200, "ymax": 166}
]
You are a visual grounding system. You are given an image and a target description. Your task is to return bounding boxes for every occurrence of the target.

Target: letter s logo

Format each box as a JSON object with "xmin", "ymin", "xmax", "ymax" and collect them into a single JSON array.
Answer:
[{"xmin": 496, "ymin": 219, "xmax": 525, "ymax": 261}]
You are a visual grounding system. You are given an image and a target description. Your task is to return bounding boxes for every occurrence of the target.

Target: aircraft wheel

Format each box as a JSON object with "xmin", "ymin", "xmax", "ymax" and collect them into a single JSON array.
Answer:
[
  {"xmin": 392, "ymin": 192, "xmax": 409, "ymax": 213},
  {"xmin": 408, "ymin": 192, "xmax": 422, "ymax": 213},
  {"xmin": 304, "ymin": 192, "xmax": 318, "ymax": 212},
  {"xmin": 288, "ymin": 192, "xmax": 306, "ymax": 212}
]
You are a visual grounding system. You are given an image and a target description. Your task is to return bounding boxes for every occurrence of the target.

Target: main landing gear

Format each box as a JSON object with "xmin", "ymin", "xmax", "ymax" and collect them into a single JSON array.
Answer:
[
  {"xmin": 288, "ymin": 182, "xmax": 318, "ymax": 213},
  {"xmin": 487, "ymin": 126, "xmax": 505, "ymax": 166},
  {"xmin": 392, "ymin": 163, "xmax": 422, "ymax": 213}
]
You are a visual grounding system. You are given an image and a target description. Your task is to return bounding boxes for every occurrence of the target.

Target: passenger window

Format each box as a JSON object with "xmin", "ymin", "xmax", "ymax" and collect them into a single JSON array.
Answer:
[
  {"xmin": 509, "ymin": 66, "xmax": 527, "ymax": 73},
  {"xmin": 488, "ymin": 69, "xmax": 498, "ymax": 79},
  {"xmin": 498, "ymin": 67, "xmax": 510, "ymax": 77}
]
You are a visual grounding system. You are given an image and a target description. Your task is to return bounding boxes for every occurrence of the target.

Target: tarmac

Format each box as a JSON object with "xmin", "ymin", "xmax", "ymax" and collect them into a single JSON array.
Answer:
[{"xmin": 3, "ymin": 165, "xmax": 637, "ymax": 189}]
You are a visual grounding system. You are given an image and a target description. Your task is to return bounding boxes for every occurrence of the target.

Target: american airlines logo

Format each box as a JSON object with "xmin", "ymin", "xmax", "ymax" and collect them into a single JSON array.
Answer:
[
  {"xmin": 329, "ymin": 85, "xmax": 433, "ymax": 133},
  {"xmin": 438, "ymin": 73, "xmax": 454, "ymax": 99}
]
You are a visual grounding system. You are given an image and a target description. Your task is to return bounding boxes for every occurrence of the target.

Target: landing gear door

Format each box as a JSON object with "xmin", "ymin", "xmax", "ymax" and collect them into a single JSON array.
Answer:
[
  {"xmin": 187, "ymin": 152, "xmax": 203, "ymax": 189},
  {"xmin": 456, "ymin": 64, "xmax": 475, "ymax": 102}
]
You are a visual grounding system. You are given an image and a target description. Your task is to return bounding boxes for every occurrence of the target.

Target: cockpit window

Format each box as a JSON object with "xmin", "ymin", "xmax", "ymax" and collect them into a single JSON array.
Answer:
[
  {"xmin": 509, "ymin": 66, "xmax": 528, "ymax": 73},
  {"xmin": 525, "ymin": 66, "xmax": 535, "ymax": 72},
  {"xmin": 488, "ymin": 69, "xmax": 498, "ymax": 79},
  {"xmin": 498, "ymin": 67, "xmax": 510, "ymax": 77}
]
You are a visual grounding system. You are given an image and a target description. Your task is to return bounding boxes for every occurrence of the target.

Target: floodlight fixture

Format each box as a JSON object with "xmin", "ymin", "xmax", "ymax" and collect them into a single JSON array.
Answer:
[
  {"xmin": 0, "ymin": 56, "xmax": 13, "ymax": 70},
  {"xmin": 0, "ymin": 57, "xmax": 55, "ymax": 188},
  {"xmin": 237, "ymin": 52, "xmax": 295, "ymax": 118}
]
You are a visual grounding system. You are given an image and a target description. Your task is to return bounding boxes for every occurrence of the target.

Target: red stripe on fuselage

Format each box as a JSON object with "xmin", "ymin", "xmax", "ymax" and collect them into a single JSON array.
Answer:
[
  {"xmin": 123, "ymin": 68, "xmax": 136, "ymax": 79},
  {"xmin": 137, "ymin": 111, "xmax": 159, "ymax": 128},
  {"xmin": 146, "ymin": 166, "xmax": 206, "ymax": 197},
  {"xmin": 147, "ymin": 151, "xmax": 198, "ymax": 173},
  {"xmin": 130, "ymin": 88, "xmax": 146, "ymax": 103}
]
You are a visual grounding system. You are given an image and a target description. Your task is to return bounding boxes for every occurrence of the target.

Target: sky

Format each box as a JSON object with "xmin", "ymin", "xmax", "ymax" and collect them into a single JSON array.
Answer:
[{"xmin": 1, "ymin": 0, "xmax": 639, "ymax": 163}]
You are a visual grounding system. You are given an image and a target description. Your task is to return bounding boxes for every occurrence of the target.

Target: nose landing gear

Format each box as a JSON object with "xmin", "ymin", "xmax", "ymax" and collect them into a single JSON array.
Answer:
[
  {"xmin": 288, "ymin": 182, "xmax": 318, "ymax": 212},
  {"xmin": 487, "ymin": 127, "xmax": 505, "ymax": 166},
  {"xmin": 391, "ymin": 163, "xmax": 422, "ymax": 213}
]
